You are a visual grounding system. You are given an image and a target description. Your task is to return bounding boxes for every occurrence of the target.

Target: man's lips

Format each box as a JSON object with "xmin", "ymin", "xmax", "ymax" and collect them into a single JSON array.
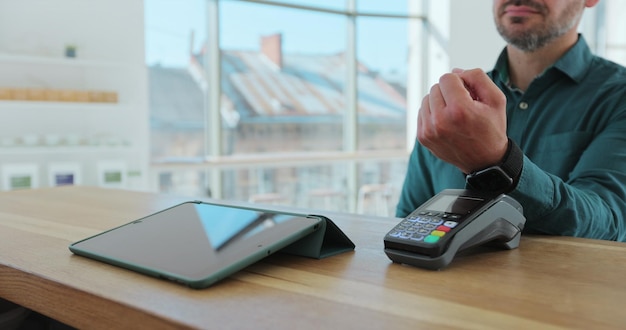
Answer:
[{"xmin": 504, "ymin": 6, "xmax": 540, "ymax": 16}]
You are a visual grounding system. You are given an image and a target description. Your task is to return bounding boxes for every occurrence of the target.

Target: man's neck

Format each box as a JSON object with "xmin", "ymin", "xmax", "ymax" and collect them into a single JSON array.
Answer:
[{"xmin": 506, "ymin": 32, "xmax": 579, "ymax": 91}]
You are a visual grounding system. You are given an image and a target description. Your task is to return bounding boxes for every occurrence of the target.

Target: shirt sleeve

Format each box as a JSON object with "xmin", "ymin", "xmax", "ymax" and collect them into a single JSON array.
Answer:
[{"xmin": 510, "ymin": 108, "xmax": 626, "ymax": 241}]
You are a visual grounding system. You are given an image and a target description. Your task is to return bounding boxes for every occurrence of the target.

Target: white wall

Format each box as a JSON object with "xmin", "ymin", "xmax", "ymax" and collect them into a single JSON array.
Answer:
[
  {"xmin": 0, "ymin": 0, "xmax": 150, "ymax": 191},
  {"xmin": 0, "ymin": 0, "xmax": 145, "ymax": 64},
  {"xmin": 449, "ymin": 1, "xmax": 504, "ymax": 71}
]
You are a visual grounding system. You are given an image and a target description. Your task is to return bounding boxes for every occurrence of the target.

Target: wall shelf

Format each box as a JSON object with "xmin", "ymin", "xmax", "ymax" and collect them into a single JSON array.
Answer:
[
  {"xmin": 0, "ymin": 53, "xmax": 134, "ymax": 70},
  {"xmin": 0, "ymin": 100, "xmax": 126, "ymax": 110},
  {"xmin": 0, "ymin": 0, "xmax": 148, "ymax": 191},
  {"xmin": 0, "ymin": 146, "xmax": 135, "ymax": 155}
]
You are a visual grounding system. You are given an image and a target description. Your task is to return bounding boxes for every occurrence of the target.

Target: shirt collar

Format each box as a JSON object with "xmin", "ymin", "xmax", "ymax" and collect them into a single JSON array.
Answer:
[{"xmin": 492, "ymin": 34, "xmax": 593, "ymax": 86}]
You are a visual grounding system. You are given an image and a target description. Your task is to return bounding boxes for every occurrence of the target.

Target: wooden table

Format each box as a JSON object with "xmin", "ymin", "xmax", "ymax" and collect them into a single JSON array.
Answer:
[{"xmin": 1, "ymin": 186, "xmax": 625, "ymax": 329}]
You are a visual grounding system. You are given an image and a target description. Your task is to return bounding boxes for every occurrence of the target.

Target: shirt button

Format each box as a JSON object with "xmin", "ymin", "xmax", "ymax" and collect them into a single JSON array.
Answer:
[{"xmin": 519, "ymin": 102, "xmax": 529, "ymax": 110}]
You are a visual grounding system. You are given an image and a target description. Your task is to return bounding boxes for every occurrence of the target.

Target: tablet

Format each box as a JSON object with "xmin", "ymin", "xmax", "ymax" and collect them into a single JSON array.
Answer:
[{"xmin": 69, "ymin": 201, "xmax": 323, "ymax": 289}]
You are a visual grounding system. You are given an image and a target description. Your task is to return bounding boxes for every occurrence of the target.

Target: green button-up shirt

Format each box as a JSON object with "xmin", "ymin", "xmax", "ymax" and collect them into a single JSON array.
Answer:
[{"xmin": 396, "ymin": 35, "xmax": 626, "ymax": 241}]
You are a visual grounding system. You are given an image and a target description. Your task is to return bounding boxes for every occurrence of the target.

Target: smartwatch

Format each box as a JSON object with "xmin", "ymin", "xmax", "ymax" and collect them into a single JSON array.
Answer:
[{"xmin": 465, "ymin": 139, "xmax": 523, "ymax": 193}]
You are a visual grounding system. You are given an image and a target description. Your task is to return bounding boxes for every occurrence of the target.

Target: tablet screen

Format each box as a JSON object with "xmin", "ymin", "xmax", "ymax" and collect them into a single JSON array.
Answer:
[{"xmin": 69, "ymin": 201, "xmax": 322, "ymax": 288}]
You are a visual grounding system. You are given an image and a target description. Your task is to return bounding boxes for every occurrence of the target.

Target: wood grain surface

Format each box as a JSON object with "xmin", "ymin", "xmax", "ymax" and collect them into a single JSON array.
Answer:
[{"xmin": 1, "ymin": 186, "xmax": 625, "ymax": 329}]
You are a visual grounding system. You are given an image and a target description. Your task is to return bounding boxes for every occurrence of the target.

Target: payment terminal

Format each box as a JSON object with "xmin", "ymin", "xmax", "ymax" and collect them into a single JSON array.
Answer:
[{"xmin": 384, "ymin": 189, "xmax": 526, "ymax": 270}]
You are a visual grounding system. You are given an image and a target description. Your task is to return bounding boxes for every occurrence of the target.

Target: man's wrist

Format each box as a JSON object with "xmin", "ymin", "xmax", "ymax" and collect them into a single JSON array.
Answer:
[{"xmin": 465, "ymin": 138, "xmax": 523, "ymax": 194}]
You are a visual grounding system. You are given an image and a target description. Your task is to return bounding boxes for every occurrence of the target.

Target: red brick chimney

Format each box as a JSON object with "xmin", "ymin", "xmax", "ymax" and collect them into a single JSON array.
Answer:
[{"xmin": 261, "ymin": 33, "xmax": 282, "ymax": 69}]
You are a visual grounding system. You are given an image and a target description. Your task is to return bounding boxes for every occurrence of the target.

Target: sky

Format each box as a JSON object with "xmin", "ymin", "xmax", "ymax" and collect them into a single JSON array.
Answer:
[{"xmin": 145, "ymin": 0, "xmax": 411, "ymax": 75}]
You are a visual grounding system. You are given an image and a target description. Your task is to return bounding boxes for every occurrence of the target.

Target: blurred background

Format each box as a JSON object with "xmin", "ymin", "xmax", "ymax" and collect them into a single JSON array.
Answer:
[{"xmin": 0, "ymin": 0, "xmax": 623, "ymax": 216}]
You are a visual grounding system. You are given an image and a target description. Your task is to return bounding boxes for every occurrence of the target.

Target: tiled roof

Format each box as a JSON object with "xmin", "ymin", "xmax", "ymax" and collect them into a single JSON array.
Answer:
[
  {"xmin": 150, "ymin": 50, "xmax": 406, "ymax": 126},
  {"xmin": 149, "ymin": 65, "xmax": 204, "ymax": 128}
]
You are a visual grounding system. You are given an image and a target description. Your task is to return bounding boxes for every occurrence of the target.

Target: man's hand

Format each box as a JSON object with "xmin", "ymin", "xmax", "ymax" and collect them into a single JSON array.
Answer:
[{"xmin": 417, "ymin": 68, "xmax": 509, "ymax": 174}]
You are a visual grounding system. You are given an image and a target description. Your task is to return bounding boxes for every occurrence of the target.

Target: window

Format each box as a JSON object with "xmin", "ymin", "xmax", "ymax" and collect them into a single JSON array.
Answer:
[
  {"xmin": 219, "ymin": 1, "xmax": 346, "ymax": 154},
  {"xmin": 146, "ymin": 0, "xmax": 420, "ymax": 215},
  {"xmin": 146, "ymin": 0, "xmax": 207, "ymax": 160},
  {"xmin": 356, "ymin": 16, "xmax": 407, "ymax": 151}
]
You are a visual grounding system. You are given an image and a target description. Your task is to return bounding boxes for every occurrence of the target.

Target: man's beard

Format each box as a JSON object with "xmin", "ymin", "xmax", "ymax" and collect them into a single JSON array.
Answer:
[{"xmin": 495, "ymin": 0, "xmax": 583, "ymax": 52}]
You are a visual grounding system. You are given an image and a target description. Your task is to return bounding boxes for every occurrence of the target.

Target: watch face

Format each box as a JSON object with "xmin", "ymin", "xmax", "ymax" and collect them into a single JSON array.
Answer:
[{"xmin": 466, "ymin": 166, "xmax": 513, "ymax": 192}]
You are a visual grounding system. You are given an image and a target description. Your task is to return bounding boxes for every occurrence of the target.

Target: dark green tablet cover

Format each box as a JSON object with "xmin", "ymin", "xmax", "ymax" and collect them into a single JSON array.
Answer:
[
  {"xmin": 203, "ymin": 203, "xmax": 355, "ymax": 259},
  {"xmin": 188, "ymin": 202, "xmax": 355, "ymax": 259},
  {"xmin": 280, "ymin": 215, "xmax": 355, "ymax": 259}
]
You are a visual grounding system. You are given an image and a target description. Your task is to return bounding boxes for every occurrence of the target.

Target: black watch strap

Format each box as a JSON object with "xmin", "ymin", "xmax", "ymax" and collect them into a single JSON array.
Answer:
[
  {"xmin": 465, "ymin": 138, "xmax": 523, "ymax": 193},
  {"xmin": 499, "ymin": 138, "xmax": 523, "ymax": 182}
]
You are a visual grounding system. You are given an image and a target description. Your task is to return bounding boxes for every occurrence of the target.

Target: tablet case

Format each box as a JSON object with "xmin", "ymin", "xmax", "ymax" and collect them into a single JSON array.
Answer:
[
  {"xmin": 199, "ymin": 201, "xmax": 355, "ymax": 259},
  {"xmin": 281, "ymin": 215, "xmax": 355, "ymax": 259}
]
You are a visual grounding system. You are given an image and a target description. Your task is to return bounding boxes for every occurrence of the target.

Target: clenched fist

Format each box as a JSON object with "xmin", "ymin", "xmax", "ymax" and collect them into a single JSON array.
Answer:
[{"xmin": 417, "ymin": 68, "xmax": 509, "ymax": 174}]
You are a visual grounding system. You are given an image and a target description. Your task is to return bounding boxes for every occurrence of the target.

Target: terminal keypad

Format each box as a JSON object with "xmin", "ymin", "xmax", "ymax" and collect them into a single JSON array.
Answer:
[{"xmin": 387, "ymin": 211, "xmax": 460, "ymax": 244}]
